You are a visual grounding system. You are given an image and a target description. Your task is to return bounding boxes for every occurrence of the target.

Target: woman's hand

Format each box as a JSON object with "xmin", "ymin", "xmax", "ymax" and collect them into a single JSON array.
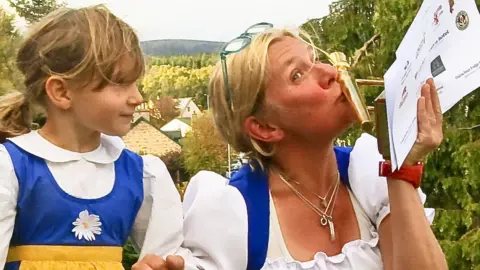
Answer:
[
  {"xmin": 381, "ymin": 78, "xmax": 448, "ymax": 270},
  {"xmin": 404, "ymin": 78, "xmax": 443, "ymax": 165},
  {"xmin": 132, "ymin": 254, "xmax": 185, "ymax": 270}
]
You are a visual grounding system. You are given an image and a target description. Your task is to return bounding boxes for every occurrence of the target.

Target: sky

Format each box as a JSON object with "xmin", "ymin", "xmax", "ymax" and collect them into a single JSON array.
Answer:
[{"xmin": 1, "ymin": 0, "xmax": 333, "ymax": 42}]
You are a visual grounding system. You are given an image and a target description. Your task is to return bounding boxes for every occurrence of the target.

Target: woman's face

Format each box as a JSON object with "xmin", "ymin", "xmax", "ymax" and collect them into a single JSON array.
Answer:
[{"xmin": 262, "ymin": 36, "xmax": 357, "ymax": 141}]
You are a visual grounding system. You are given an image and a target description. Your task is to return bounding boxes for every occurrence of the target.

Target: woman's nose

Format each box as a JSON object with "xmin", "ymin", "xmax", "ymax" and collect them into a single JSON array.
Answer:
[{"xmin": 311, "ymin": 63, "xmax": 338, "ymax": 89}]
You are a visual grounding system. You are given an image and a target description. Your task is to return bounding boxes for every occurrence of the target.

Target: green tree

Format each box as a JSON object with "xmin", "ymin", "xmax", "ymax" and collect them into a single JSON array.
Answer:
[
  {"xmin": 302, "ymin": 0, "xmax": 479, "ymax": 268},
  {"xmin": 8, "ymin": 0, "xmax": 64, "ymax": 24},
  {"xmin": 150, "ymin": 53, "xmax": 219, "ymax": 69},
  {"xmin": 122, "ymin": 239, "xmax": 139, "ymax": 270},
  {"xmin": 159, "ymin": 150, "xmax": 186, "ymax": 182},
  {"xmin": 142, "ymin": 65, "xmax": 212, "ymax": 109},
  {"xmin": 181, "ymin": 112, "xmax": 232, "ymax": 177},
  {"xmin": 0, "ymin": 8, "xmax": 22, "ymax": 96}
]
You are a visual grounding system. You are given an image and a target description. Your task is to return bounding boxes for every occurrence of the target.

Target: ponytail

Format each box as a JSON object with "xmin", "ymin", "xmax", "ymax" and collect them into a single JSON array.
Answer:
[{"xmin": 0, "ymin": 91, "xmax": 32, "ymax": 142}]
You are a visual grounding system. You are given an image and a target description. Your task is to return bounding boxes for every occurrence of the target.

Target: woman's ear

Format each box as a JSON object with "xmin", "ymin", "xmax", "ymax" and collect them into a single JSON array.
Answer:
[
  {"xmin": 244, "ymin": 115, "xmax": 284, "ymax": 143},
  {"xmin": 44, "ymin": 76, "xmax": 72, "ymax": 110}
]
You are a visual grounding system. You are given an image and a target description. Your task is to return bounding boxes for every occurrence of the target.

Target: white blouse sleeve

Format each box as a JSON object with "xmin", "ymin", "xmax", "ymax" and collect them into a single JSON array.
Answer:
[
  {"xmin": 0, "ymin": 145, "xmax": 18, "ymax": 268},
  {"xmin": 182, "ymin": 170, "xmax": 249, "ymax": 270},
  {"xmin": 348, "ymin": 133, "xmax": 435, "ymax": 229},
  {"xmin": 130, "ymin": 155, "xmax": 189, "ymax": 259}
]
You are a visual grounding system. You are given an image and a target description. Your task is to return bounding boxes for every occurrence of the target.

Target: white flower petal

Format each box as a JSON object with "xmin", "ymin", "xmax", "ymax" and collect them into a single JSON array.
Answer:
[
  {"xmin": 89, "ymin": 232, "xmax": 95, "ymax": 241},
  {"xmin": 88, "ymin": 215, "xmax": 99, "ymax": 221},
  {"xmin": 89, "ymin": 222, "xmax": 101, "ymax": 227},
  {"xmin": 79, "ymin": 210, "xmax": 90, "ymax": 220}
]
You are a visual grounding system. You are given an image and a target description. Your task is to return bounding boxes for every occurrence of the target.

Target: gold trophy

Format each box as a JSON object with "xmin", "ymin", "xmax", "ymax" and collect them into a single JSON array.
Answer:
[
  {"xmin": 329, "ymin": 52, "xmax": 374, "ymax": 134},
  {"xmin": 323, "ymin": 50, "xmax": 390, "ymax": 159}
]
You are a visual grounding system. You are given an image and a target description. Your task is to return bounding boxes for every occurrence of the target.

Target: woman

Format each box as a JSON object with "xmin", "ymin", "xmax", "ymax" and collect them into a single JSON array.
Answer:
[{"xmin": 135, "ymin": 24, "xmax": 447, "ymax": 270}]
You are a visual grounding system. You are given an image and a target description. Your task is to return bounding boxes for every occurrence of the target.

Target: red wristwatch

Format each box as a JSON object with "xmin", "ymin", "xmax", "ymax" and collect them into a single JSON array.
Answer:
[{"xmin": 379, "ymin": 161, "xmax": 424, "ymax": 188}]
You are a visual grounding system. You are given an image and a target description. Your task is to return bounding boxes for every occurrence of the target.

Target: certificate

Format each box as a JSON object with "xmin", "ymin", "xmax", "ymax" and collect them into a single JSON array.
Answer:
[{"xmin": 384, "ymin": 0, "xmax": 480, "ymax": 169}]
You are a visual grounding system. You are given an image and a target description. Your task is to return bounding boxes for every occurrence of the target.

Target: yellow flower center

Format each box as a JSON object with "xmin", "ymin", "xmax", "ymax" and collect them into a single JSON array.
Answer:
[{"xmin": 83, "ymin": 222, "xmax": 89, "ymax": 229}]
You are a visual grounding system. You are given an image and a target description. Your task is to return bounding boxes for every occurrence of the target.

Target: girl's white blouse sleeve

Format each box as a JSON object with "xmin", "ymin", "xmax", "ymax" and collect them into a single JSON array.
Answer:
[
  {"xmin": 182, "ymin": 170, "xmax": 249, "ymax": 270},
  {"xmin": 130, "ymin": 155, "xmax": 188, "ymax": 259},
  {"xmin": 347, "ymin": 133, "xmax": 435, "ymax": 229},
  {"xmin": 0, "ymin": 144, "xmax": 18, "ymax": 267}
]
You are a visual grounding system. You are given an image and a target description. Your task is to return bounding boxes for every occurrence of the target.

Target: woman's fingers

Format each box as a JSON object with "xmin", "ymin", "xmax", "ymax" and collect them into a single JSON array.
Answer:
[
  {"xmin": 417, "ymin": 95, "xmax": 431, "ymax": 140},
  {"xmin": 422, "ymin": 81, "xmax": 434, "ymax": 121},
  {"xmin": 132, "ymin": 262, "xmax": 153, "ymax": 270},
  {"xmin": 132, "ymin": 254, "xmax": 170, "ymax": 270},
  {"xmin": 166, "ymin": 255, "xmax": 185, "ymax": 270},
  {"xmin": 405, "ymin": 79, "xmax": 444, "ymax": 165},
  {"xmin": 427, "ymin": 78, "xmax": 443, "ymax": 127}
]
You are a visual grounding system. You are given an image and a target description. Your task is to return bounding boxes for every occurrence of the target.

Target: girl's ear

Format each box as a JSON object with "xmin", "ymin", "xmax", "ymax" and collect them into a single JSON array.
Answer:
[{"xmin": 44, "ymin": 76, "xmax": 72, "ymax": 110}]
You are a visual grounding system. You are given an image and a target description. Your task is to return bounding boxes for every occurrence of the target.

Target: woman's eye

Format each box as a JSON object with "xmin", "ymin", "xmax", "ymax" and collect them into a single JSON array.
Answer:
[{"xmin": 292, "ymin": 71, "xmax": 303, "ymax": 81}]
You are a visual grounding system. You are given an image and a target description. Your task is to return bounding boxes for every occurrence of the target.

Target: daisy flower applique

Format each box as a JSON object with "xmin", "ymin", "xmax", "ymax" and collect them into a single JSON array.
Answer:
[{"xmin": 72, "ymin": 210, "xmax": 102, "ymax": 241}]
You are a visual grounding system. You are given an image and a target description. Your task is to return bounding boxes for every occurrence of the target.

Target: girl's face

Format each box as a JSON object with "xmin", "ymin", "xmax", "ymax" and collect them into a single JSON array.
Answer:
[{"xmin": 69, "ymin": 80, "xmax": 143, "ymax": 136}]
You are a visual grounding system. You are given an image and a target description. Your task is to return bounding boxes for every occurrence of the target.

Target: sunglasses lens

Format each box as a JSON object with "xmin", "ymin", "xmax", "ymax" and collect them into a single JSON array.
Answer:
[
  {"xmin": 224, "ymin": 38, "xmax": 250, "ymax": 52},
  {"xmin": 246, "ymin": 24, "xmax": 272, "ymax": 35}
]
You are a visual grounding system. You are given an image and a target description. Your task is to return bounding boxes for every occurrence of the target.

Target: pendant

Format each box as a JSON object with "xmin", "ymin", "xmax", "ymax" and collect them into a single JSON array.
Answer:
[
  {"xmin": 327, "ymin": 217, "xmax": 336, "ymax": 242},
  {"xmin": 320, "ymin": 215, "xmax": 328, "ymax": 226}
]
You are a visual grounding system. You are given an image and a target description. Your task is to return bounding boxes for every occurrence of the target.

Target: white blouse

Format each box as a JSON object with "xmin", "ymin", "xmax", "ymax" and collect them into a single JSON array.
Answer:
[
  {"xmin": 182, "ymin": 133, "xmax": 435, "ymax": 270},
  {"xmin": 0, "ymin": 131, "xmax": 193, "ymax": 267}
]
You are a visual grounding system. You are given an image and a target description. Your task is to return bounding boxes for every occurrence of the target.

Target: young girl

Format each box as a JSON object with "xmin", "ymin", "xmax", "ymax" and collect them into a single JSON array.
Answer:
[{"xmin": 0, "ymin": 5, "xmax": 188, "ymax": 270}]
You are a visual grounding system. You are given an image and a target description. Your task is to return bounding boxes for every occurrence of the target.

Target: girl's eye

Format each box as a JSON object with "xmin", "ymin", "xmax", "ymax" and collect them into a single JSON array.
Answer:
[{"xmin": 292, "ymin": 71, "xmax": 303, "ymax": 81}]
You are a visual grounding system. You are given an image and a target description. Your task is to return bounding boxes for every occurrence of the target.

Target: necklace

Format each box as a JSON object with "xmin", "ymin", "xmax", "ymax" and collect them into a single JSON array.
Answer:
[
  {"xmin": 290, "ymin": 172, "xmax": 337, "ymax": 208},
  {"xmin": 276, "ymin": 170, "xmax": 341, "ymax": 242}
]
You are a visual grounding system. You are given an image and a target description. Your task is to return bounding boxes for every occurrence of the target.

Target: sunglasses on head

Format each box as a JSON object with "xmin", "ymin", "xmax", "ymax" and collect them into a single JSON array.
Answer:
[{"xmin": 220, "ymin": 22, "xmax": 274, "ymax": 110}]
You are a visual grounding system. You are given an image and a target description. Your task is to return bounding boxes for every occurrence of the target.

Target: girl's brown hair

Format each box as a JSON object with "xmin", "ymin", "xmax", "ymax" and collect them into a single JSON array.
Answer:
[{"xmin": 0, "ymin": 4, "xmax": 144, "ymax": 142}]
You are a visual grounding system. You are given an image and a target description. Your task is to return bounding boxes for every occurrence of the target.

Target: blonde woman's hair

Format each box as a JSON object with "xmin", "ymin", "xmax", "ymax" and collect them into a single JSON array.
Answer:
[
  {"xmin": 210, "ymin": 28, "xmax": 316, "ymax": 169},
  {"xmin": 0, "ymin": 4, "xmax": 144, "ymax": 142}
]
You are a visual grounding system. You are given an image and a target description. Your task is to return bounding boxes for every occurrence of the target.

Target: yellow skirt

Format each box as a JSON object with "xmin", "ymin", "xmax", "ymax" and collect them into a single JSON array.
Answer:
[{"xmin": 7, "ymin": 245, "xmax": 124, "ymax": 270}]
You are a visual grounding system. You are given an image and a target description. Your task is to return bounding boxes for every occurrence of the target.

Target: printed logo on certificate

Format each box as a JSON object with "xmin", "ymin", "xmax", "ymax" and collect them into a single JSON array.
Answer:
[
  {"xmin": 431, "ymin": 55, "xmax": 447, "ymax": 77},
  {"xmin": 456, "ymin": 10, "xmax": 470, "ymax": 30},
  {"xmin": 449, "ymin": 0, "xmax": 455, "ymax": 13}
]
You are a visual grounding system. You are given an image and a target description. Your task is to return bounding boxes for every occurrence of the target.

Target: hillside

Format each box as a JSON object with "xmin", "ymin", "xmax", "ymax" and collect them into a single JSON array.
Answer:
[{"xmin": 140, "ymin": 39, "xmax": 226, "ymax": 56}]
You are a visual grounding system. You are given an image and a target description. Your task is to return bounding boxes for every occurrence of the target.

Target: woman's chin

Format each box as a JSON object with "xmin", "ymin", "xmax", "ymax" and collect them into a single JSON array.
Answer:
[
  {"xmin": 338, "ymin": 120, "xmax": 355, "ymax": 134},
  {"xmin": 332, "ymin": 114, "xmax": 357, "ymax": 135},
  {"xmin": 317, "ymin": 119, "xmax": 356, "ymax": 140}
]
